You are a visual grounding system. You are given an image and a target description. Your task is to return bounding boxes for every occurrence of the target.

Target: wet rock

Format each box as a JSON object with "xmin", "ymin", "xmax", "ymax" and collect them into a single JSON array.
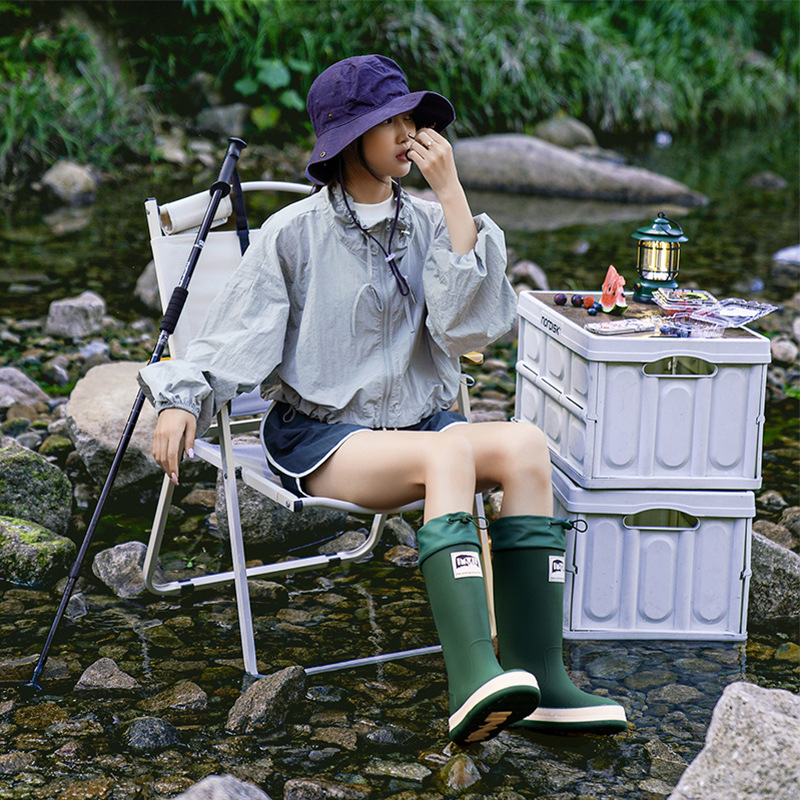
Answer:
[
  {"xmin": 66, "ymin": 362, "xmax": 162, "ymax": 488},
  {"xmin": 780, "ymin": 506, "xmax": 800, "ymax": 537},
  {"xmin": 226, "ymin": 665, "xmax": 306, "ymax": 734},
  {"xmin": 384, "ymin": 516, "xmax": 417, "ymax": 548},
  {"xmin": 52, "ymin": 776, "xmax": 115, "ymax": 799},
  {"xmin": 773, "ymin": 244, "xmax": 800, "ymax": 264},
  {"xmin": 770, "ymin": 335, "xmax": 799, "ymax": 364},
  {"xmin": 384, "ymin": 545, "xmax": 418, "ymax": 568},
  {"xmin": 312, "ymin": 726, "xmax": 358, "ymax": 750},
  {"xmin": 174, "ymin": 774, "xmax": 274, "ymax": 800},
  {"xmin": 753, "ymin": 519, "xmax": 798, "ymax": 550},
  {"xmin": 746, "ymin": 171, "xmax": 789, "ymax": 190},
  {"xmin": 435, "ymin": 753, "xmax": 481, "ymax": 796},
  {"xmin": 531, "ymin": 115, "xmax": 598, "ymax": 149},
  {"xmin": 646, "ymin": 684, "xmax": 703, "ymax": 706},
  {"xmin": 138, "ymin": 680, "xmax": 208, "ymax": 719},
  {"xmin": 363, "ymin": 759, "xmax": 432, "ymax": 781},
  {"xmin": 0, "ymin": 653, "xmax": 70, "ymax": 684},
  {"xmin": 65, "ymin": 592, "xmax": 88, "ymax": 620},
  {"xmin": 283, "ymin": 777, "xmax": 371, "ymax": 799},
  {"xmin": 644, "ymin": 739, "xmax": 688, "ymax": 784},
  {"xmin": 0, "ymin": 367, "xmax": 49, "ymax": 407},
  {"xmin": 75, "ymin": 657, "xmax": 138, "ymax": 691},
  {"xmin": 318, "ymin": 530, "xmax": 367, "ymax": 555},
  {"xmin": 454, "ymin": 135, "xmax": 708, "ymax": 205},
  {"xmin": 248, "ymin": 579, "xmax": 289, "ymax": 605},
  {"xmin": 0, "ymin": 445, "xmax": 73, "ymax": 535},
  {"xmin": 668, "ymin": 682, "xmax": 800, "ymax": 800},
  {"xmin": 0, "ymin": 517, "xmax": 76, "ymax": 586},
  {"xmin": 0, "ymin": 750, "xmax": 36, "ymax": 774},
  {"xmin": 134, "ymin": 260, "xmax": 161, "ymax": 313},
  {"xmin": 45, "ymin": 290, "xmax": 106, "ymax": 339},
  {"xmin": 91, "ymin": 541, "xmax": 166, "ymax": 599},
  {"xmin": 196, "ymin": 104, "xmax": 250, "ymax": 139},
  {"xmin": 14, "ymin": 700, "xmax": 69, "ymax": 728},
  {"xmin": 749, "ymin": 531, "xmax": 800, "ymax": 621},
  {"xmin": 757, "ymin": 490, "xmax": 788, "ymax": 515},
  {"xmin": 40, "ymin": 160, "xmax": 99, "ymax": 205},
  {"xmin": 214, "ymin": 453, "xmax": 348, "ymax": 547},
  {"xmin": 124, "ymin": 715, "xmax": 181, "ymax": 753}
]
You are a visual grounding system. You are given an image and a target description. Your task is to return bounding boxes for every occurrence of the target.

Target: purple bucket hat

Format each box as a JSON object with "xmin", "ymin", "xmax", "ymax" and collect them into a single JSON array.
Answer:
[{"xmin": 305, "ymin": 54, "xmax": 455, "ymax": 185}]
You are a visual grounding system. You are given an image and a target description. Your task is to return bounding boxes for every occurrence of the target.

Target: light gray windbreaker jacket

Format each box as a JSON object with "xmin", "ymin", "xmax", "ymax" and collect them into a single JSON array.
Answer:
[{"xmin": 138, "ymin": 185, "xmax": 517, "ymax": 433}]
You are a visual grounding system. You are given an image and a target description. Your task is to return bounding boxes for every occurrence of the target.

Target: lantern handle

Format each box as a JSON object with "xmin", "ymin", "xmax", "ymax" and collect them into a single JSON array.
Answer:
[{"xmin": 656, "ymin": 211, "xmax": 684, "ymax": 236}]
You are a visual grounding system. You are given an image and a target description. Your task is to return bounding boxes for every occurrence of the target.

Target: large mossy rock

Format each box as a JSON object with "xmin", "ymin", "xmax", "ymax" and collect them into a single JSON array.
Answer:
[
  {"xmin": 0, "ymin": 516, "xmax": 76, "ymax": 586},
  {"xmin": 0, "ymin": 444, "xmax": 72, "ymax": 535},
  {"xmin": 454, "ymin": 134, "xmax": 708, "ymax": 205}
]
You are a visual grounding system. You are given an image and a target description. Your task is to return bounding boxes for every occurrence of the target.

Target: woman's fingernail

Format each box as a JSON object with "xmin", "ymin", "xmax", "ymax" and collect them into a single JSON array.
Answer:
[
  {"xmin": 171, "ymin": 472, "xmax": 179, "ymax": 486},
  {"xmin": 187, "ymin": 448, "xmax": 194, "ymax": 459}
]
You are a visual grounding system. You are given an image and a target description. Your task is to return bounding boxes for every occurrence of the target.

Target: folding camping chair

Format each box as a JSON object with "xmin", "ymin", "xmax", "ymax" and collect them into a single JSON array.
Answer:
[{"xmin": 140, "ymin": 181, "xmax": 493, "ymax": 678}]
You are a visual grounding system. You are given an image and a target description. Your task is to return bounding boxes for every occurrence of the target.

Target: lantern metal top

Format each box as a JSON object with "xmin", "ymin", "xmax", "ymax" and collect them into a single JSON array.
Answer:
[{"xmin": 632, "ymin": 211, "xmax": 688, "ymax": 243}]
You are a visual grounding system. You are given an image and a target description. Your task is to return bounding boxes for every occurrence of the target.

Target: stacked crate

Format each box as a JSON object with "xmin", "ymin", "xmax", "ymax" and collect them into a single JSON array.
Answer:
[{"xmin": 514, "ymin": 291, "xmax": 771, "ymax": 641}]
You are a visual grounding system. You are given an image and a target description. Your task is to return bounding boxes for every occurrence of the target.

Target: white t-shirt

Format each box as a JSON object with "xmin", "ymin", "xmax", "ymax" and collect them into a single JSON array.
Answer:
[{"xmin": 352, "ymin": 196, "xmax": 395, "ymax": 227}]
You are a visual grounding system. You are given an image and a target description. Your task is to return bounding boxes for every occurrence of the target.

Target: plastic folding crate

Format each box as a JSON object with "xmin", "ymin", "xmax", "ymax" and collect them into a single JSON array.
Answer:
[
  {"xmin": 552, "ymin": 465, "xmax": 753, "ymax": 641},
  {"xmin": 516, "ymin": 291, "xmax": 770, "ymax": 490}
]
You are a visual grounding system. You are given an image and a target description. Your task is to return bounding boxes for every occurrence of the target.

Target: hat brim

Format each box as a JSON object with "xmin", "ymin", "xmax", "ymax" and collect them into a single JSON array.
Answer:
[{"xmin": 305, "ymin": 90, "xmax": 455, "ymax": 185}]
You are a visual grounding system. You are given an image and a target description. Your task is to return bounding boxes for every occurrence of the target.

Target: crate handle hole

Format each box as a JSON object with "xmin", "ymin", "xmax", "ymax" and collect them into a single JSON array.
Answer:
[
  {"xmin": 642, "ymin": 357, "xmax": 717, "ymax": 377},
  {"xmin": 623, "ymin": 509, "xmax": 700, "ymax": 530}
]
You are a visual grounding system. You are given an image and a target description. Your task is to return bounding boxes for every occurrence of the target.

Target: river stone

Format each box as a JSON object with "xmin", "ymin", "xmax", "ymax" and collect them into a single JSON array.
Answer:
[
  {"xmin": 174, "ymin": 775, "xmax": 274, "ymax": 800},
  {"xmin": 283, "ymin": 777, "xmax": 371, "ymax": 800},
  {"xmin": 40, "ymin": 160, "xmax": 99, "ymax": 205},
  {"xmin": 124, "ymin": 715, "xmax": 181, "ymax": 753},
  {"xmin": 435, "ymin": 753, "xmax": 481, "ymax": 795},
  {"xmin": 780, "ymin": 506, "xmax": 800, "ymax": 537},
  {"xmin": 753, "ymin": 519, "xmax": 798, "ymax": 550},
  {"xmin": 748, "ymin": 531, "xmax": 800, "ymax": 621},
  {"xmin": 135, "ymin": 260, "xmax": 161, "ymax": 313},
  {"xmin": 0, "ymin": 445, "xmax": 72, "ymax": 535},
  {"xmin": 0, "ymin": 751, "xmax": 36, "ymax": 774},
  {"xmin": 453, "ymin": 134, "xmax": 708, "ymax": 205},
  {"xmin": 0, "ymin": 367, "xmax": 51, "ymax": 407},
  {"xmin": 0, "ymin": 517, "xmax": 75, "ymax": 586},
  {"xmin": 75, "ymin": 657, "xmax": 138, "ymax": 690},
  {"xmin": 644, "ymin": 739, "xmax": 688, "ymax": 784},
  {"xmin": 668, "ymin": 682, "xmax": 800, "ymax": 800},
  {"xmin": 226, "ymin": 665, "xmax": 306, "ymax": 734},
  {"xmin": 91, "ymin": 540, "xmax": 167, "ymax": 599},
  {"xmin": 45, "ymin": 290, "xmax": 106, "ymax": 338},
  {"xmin": 138, "ymin": 680, "xmax": 207, "ymax": 718},
  {"xmin": 384, "ymin": 515, "xmax": 417, "ymax": 548},
  {"xmin": 0, "ymin": 653, "xmax": 70, "ymax": 684},
  {"xmin": 531, "ymin": 114, "xmax": 598, "ymax": 148},
  {"xmin": 646, "ymin": 684, "xmax": 703, "ymax": 706},
  {"xmin": 213, "ymin": 451, "xmax": 348, "ymax": 548},
  {"xmin": 363, "ymin": 759, "xmax": 432, "ymax": 781},
  {"xmin": 65, "ymin": 362, "xmax": 161, "ymax": 488}
]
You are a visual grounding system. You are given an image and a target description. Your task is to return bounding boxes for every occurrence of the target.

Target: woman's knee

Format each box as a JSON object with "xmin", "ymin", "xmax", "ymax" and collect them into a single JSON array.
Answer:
[{"xmin": 496, "ymin": 422, "xmax": 551, "ymax": 482}]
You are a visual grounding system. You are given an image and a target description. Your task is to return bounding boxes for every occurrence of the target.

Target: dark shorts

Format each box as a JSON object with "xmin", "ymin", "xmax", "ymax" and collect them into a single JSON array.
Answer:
[{"xmin": 260, "ymin": 401, "xmax": 467, "ymax": 496}]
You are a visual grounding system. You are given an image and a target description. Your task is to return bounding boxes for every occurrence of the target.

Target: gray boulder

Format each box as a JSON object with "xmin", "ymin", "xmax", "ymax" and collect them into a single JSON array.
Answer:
[
  {"xmin": 213, "ymin": 438, "xmax": 348, "ymax": 549},
  {"xmin": 0, "ymin": 367, "xmax": 50, "ymax": 408},
  {"xmin": 749, "ymin": 531, "xmax": 800, "ymax": 622},
  {"xmin": 174, "ymin": 775, "xmax": 274, "ymax": 800},
  {"xmin": 454, "ymin": 134, "xmax": 708, "ymax": 205},
  {"xmin": 40, "ymin": 160, "xmax": 99, "ymax": 205},
  {"xmin": 135, "ymin": 260, "xmax": 161, "ymax": 312},
  {"xmin": 75, "ymin": 657, "xmax": 139, "ymax": 691},
  {"xmin": 531, "ymin": 114, "xmax": 597, "ymax": 149},
  {"xmin": 283, "ymin": 778, "xmax": 371, "ymax": 800},
  {"xmin": 92, "ymin": 540, "xmax": 166, "ymax": 599},
  {"xmin": 226, "ymin": 665, "xmax": 306, "ymax": 734},
  {"xmin": 0, "ymin": 444, "xmax": 72, "ymax": 535},
  {"xmin": 45, "ymin": 290, "xmax": 106, "ymax": 339},
  {"xmin": 124, "ymin": 716, "xmax": 181, "ymax": 754},
  {"xmin": 668, "ymin": 682, "xmax": 800, "ymax": 800},
  {"xmin": 0, "ymin": 516, "xmax": 76, "ymax": 586}
]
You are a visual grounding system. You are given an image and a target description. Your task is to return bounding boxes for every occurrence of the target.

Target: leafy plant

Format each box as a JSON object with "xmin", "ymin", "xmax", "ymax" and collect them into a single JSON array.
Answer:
[{"xmin": 233, "ymin": 56, "xmax": 311, "ymax": 131}]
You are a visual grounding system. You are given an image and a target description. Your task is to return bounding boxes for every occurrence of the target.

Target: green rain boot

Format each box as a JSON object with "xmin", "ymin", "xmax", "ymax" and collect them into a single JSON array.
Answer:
[
  {"xmin": 417, "ymin": 512, "xmax": 541, "ymax": 744},
  {"xmin": 490, "ymin": 515, "xmax": 627, "ymax": 735}
]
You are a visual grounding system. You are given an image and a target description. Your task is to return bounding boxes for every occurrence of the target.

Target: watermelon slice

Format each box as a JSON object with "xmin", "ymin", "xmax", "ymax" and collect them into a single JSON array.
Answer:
[{"xmin": 600, "ymin": 265, "xmax": 627, "ymax": 314}]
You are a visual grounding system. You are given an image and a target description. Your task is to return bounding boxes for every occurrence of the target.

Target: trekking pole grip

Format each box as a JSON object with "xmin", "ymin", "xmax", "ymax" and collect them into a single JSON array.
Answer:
[{"xmin": 210, "ymin": 137, "xmax": 247, "ymax": 196}]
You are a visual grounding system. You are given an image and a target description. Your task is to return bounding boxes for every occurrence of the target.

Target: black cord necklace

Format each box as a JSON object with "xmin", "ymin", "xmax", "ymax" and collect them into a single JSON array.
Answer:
[{"xmin": 338, "ymin": 165, "xmax": 411, "ymax": 297}]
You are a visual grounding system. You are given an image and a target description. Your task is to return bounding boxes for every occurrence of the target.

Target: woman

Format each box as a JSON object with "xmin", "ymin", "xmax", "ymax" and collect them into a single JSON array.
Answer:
[{"xmin": 139, "ymin": 54, "xmax": 626, "ymax": 743}]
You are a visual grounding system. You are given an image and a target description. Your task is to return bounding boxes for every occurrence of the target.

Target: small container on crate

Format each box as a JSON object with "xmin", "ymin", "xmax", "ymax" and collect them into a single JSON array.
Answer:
[
  {"xmin": 515, "ymin": 291, "xmax": 771, "ymax": 490},
  {"xmin": 552, "ymin": 465, "xmax": 754, "ymax": 641}
]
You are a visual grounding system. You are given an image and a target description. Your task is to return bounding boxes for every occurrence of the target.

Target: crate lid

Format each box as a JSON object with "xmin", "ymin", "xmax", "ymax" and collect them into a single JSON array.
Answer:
[{"xmin": 519, "ymin": 291, "xmax": 771, "ymax": 364}]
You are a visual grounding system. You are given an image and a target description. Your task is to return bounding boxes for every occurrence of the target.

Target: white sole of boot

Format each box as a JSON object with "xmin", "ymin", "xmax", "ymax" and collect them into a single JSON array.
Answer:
[
  {"xmin": 449, "ymin": 671, "xmax": 540, "ymax": 744},
  {"xmin": 525, "ymin": 704, "xmax": 627, "ymax": 724}
]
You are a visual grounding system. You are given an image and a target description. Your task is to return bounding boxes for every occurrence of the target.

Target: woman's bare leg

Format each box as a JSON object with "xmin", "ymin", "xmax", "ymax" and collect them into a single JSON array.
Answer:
[{"xmin": 304, "ymin": 421, "xmax": 551, "ymax": 520}]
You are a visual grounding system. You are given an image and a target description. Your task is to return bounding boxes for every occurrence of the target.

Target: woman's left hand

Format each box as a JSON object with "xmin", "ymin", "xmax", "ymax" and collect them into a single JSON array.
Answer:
[{"xmin": 406, "ymin": 128, "xmax": 461, "ymax": 201}]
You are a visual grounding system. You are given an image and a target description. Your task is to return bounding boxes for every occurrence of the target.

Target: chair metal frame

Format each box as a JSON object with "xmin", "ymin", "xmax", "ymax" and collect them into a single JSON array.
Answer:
[{"xmin": 140, "ymin": 181, "xmax": 493, "ymax": 678}]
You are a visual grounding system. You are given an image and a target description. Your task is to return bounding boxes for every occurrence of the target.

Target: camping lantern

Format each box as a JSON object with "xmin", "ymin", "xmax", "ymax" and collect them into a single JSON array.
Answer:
[{"xmin": 631, "ymin": 212, "xmax": 688, "ymax": 303}]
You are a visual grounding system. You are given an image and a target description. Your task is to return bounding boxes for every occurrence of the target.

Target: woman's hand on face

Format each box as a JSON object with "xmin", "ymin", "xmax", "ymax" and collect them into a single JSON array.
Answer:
[
  {"xmin": 152, "ymin": 407, "xmax": 197, "ymax": 486},
  {"xmin": 406, "ymin": 127, "xmax": 461, "ymax": 200}
]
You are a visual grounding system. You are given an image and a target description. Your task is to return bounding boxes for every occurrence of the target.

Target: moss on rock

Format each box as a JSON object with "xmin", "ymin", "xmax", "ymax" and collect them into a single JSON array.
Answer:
[{"xmin": 0, "ymin": 516, "xmax": 76, "ymax": 586}]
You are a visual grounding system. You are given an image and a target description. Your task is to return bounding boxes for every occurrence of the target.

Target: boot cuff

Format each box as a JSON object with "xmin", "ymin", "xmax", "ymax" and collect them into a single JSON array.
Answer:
[
  {"xmin": 489, "ymin": 515, "xmax": 569, "ymax": 552},
  {"xmin": 417, "ymin": 512, "xmax": 481, "ymax": 565}
]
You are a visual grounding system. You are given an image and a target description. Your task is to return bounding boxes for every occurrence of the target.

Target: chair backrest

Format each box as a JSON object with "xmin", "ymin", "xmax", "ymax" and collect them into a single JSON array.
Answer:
[{"xmin": 145, "ymin": 181, "xmax": 310, "ymax": 416}]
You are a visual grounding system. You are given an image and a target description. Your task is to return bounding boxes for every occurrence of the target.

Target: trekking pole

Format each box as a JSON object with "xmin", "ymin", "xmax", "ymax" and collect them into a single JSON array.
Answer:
[{"xmin": 22, "ymin": 138, "xmax": 247, "ymax": 693}]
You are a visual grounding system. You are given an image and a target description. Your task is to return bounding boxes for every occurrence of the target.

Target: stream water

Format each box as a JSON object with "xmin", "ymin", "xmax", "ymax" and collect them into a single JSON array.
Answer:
[{"xmin": 0, "ymin": 121, "xmax": 798, "ymax": 799}]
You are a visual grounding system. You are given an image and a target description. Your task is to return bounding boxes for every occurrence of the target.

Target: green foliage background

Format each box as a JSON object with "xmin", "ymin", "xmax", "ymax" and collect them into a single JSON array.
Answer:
[{"xmin": 1, "ymin": 0, "xmax": 797, "ymax": 190}]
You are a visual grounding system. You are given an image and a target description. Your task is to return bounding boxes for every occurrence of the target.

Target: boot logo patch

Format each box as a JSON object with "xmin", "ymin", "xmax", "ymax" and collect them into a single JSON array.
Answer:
[
  {"xmin": 548, "ymin": 555, "xmax": 565, "ymax": 583},
  {"xmin": 451, "ymin": 552, "xmax": 483, "ymax": 579}
]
